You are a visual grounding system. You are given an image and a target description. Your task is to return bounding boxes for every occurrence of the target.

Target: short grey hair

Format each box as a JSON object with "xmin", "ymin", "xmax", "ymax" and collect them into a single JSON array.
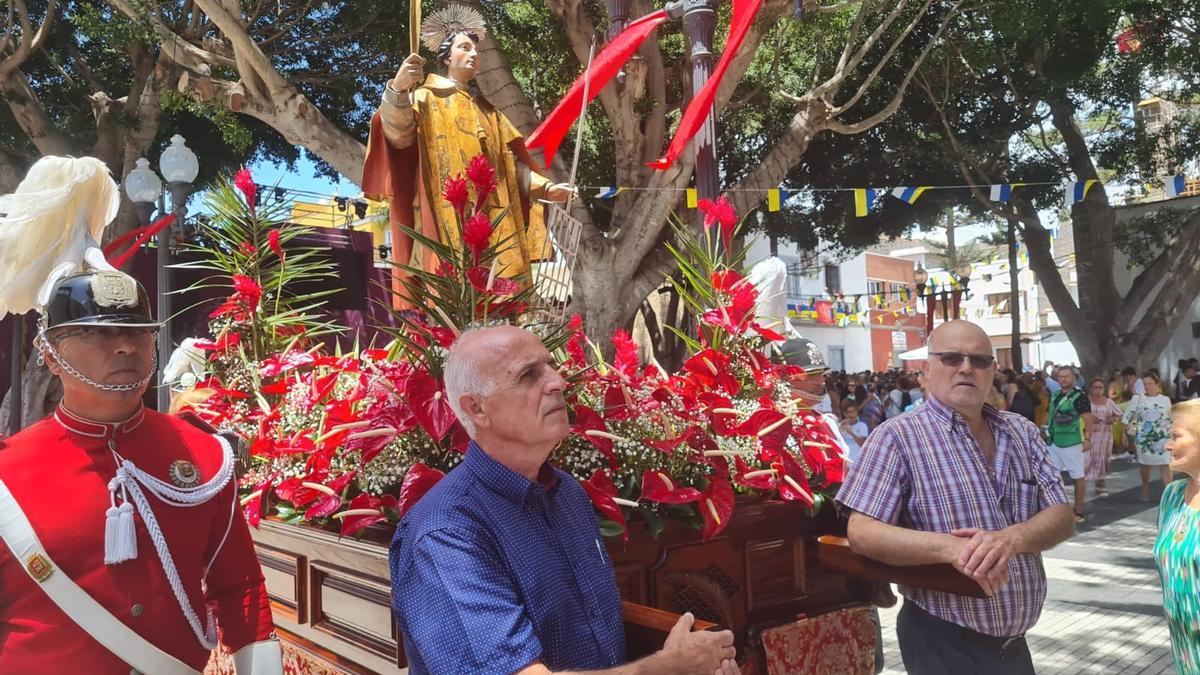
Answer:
[{"xmin": 442, "ymin": 328, "xmax": 497, "ymax": 438}]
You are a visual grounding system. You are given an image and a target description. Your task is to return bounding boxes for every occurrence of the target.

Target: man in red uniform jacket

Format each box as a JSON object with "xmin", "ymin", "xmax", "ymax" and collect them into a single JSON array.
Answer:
[{"xmin": 0, "ymin": 270, "xmax": 280, "ymax": 674}]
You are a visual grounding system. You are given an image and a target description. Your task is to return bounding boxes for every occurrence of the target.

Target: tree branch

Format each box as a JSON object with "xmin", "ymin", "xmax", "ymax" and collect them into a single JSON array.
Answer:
[
  {"xmin": 820, "ymin": 0, "xmax": 909, "ymax": 97},
  {"xmin": 827, "ymin": 0, "xmax": 938, "ymax": 116}
]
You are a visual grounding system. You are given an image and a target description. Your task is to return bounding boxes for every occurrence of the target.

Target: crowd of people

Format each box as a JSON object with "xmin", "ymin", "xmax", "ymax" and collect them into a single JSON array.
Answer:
[{"xmin": 819, "ymin": 356, "xmax": 1200, "ymax": 521}]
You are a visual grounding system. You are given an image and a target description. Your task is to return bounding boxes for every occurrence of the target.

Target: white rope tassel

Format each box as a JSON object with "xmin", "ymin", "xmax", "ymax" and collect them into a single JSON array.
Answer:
[
  {"xmin": 104, "ymin": 478, "xmax": 137, "ymax": 565},
  {"xmin": 102, "ymin": 438, "xmax": 234, "ymax": 651}
]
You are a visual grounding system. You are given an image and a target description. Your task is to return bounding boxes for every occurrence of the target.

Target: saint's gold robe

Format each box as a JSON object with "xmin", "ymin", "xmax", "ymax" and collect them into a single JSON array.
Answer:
[{"xmin": 363, "ymin": 74, "xmax": 551, "ymax": 307}]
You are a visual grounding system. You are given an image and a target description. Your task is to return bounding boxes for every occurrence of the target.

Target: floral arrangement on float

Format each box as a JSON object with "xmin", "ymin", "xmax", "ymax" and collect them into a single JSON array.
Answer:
[{"xmin": 184, "ymin": 158, "xmax": 844, "ymax": 544}]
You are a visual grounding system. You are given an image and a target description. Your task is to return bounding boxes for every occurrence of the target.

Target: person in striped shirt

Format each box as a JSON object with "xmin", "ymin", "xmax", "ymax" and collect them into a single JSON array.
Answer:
[{"xmin": 836, "ymin": 320, "xmax": 1075, "ymax": 675}]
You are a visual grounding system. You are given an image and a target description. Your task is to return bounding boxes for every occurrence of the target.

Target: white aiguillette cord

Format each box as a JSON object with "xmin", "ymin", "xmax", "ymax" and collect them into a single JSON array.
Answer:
[{"xmin": 105, "ymin": 436, "xmax": 235, "ymax": 651}]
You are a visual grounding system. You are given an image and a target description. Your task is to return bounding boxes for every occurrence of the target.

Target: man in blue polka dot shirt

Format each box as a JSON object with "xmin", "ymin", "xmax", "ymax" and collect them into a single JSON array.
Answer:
[{"xmin": 390, "ymin": 326, "xmax": 739, "ymax": 674}]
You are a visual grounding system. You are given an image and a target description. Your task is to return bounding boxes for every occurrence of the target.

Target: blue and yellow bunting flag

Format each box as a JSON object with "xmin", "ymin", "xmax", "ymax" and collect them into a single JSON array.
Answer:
[
  {"xmin": 767, "ymin": 188, "xmax": 790, "ymax": 212},
  {"xmin": 854, "ymin": 188, "xmax": 881, "ymax": 217},
  {"xmin": 891, "ymin": 186, "xmax": 928, "ymax": 204},
  {"xmin": 594, "ymin": 187, "xmax": 621, "ymax": 199},
  {"xmin": 1063, "ymin": 179, "xmax": 1098, "ymax": 207},
  {"xmin": 686, "ymin": 188, "xmax": 698, "ymax": 208},
  {"xmin": 989, "ymin": 184, "xmax": 1012, "ymax": 203}
]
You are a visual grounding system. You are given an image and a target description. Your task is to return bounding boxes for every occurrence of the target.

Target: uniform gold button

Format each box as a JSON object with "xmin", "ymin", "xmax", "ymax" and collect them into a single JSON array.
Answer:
[{"xmin": 130, "ymin": 603, "xmax": 144, "ymax": 617}]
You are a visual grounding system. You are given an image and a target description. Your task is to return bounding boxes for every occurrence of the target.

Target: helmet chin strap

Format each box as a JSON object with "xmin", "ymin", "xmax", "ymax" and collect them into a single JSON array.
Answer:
[{"xmin": 37, "ymin": 330, "xmax": 158, "ymax": 394}]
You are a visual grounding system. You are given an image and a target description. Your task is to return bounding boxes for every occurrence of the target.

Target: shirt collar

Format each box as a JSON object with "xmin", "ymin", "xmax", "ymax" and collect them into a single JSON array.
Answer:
[
  {"xmin": 54, "ymin": 403, "xmax": 146, "ymax": 439},
  {"xmin": 464, "ymin": 441, "xmax": 558, "ymax": 506},
  {"xmin": 924, "ymin": 394, "xmax": 1003, "ymax": 432}
]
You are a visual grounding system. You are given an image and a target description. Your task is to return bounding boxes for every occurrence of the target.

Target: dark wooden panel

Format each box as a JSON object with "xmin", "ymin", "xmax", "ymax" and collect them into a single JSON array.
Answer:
[{"xmin": 745, "ymin": 538, "xmax": 806, "ymax": 613}]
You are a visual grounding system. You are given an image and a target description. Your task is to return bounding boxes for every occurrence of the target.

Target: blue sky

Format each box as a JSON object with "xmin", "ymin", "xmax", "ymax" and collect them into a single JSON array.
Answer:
[{"xmin": 247, "ymin": 153, "xmax": 360, "ymax": 200}]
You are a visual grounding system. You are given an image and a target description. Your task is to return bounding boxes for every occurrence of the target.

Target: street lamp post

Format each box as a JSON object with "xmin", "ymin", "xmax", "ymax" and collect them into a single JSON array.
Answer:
[
  {"xmin": 124, "ymin": 135, "xmax": 199, "ymax": 411},
  {"xmin": 914, "ymin": 263, "xmax": 973, "ymax": 334},
  {"xmin": 679, "ymin": 0, "xmax": 719, "ymax": 211}
]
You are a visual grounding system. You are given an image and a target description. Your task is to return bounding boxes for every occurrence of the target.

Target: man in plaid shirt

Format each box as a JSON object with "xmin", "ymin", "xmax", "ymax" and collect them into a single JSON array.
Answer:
[{"xmin": 836, "ymin": 320, "xmax": 1075, "ymax": 674}]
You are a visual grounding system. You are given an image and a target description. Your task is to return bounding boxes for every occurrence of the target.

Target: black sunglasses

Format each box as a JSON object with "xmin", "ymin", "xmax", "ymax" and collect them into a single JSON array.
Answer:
[{"xmin": 930, "ymin": 351, "xmax": 995, "ymax": 369}]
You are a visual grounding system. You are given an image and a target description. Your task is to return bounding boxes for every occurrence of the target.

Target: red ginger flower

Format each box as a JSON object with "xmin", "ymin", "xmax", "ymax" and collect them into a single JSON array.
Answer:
[
  {"xmin": 698, "ymin": 196, "xmax": 738, "ymax": 252},
  {"xmin": 234, "ymin": 168, "xmax": 257, "ymax": 214},
  {"xmin": 466, "ymin": 154, "xmax": 497, "ymax": 208},
  {"xmin": 268, "ymin": 229, "xmax": 284, "ymax": 260},
  {"xmin": 232, "ymin": 274, "xmax": 263, "ymax": 312},
  {"xmin": 443, "ymin": 174, "xmax": 470, "ymax": 214},
  {"xmin": 462, "ymin": 212, "xmax": 493, "ymax": 264}
]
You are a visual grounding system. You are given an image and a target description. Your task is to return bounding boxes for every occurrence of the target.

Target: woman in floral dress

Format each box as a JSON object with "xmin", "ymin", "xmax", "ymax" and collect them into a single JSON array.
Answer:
[
  {"xmin": 1154, "ymin": 398, "xmax": 1200, "ymax": 674},
  {"xmin": 1124, "ymin": 373, "xmax": 1174, "ymax": 501},
  {"xmin": 1085, "ymin": 377, "xmax": 1123, "ymax": 497}
]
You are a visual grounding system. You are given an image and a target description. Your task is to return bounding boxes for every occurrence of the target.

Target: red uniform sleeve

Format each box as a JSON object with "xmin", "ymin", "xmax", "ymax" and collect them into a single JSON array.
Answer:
[{"xmin": 203, "ymin": 483, "xmax": 275, "ymax": 651}]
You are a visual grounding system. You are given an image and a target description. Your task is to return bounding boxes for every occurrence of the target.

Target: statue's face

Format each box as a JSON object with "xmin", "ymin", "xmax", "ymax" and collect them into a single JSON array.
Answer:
[{"xmin": 445, "ymin": 33, "xmax": 478, "ymax": 81}]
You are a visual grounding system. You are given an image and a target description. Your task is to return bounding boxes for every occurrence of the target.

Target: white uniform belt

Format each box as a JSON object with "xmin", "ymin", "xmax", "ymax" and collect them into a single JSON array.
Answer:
[{"xmin": 0, "ymin": 478, "xmax": 200, "ymax": 675}]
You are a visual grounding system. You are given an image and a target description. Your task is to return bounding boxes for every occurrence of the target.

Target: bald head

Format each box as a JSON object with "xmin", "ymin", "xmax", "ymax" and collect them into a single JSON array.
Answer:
[{"xmin": 928, "ymin": 320, "xmax": 992, "ymax": 355}]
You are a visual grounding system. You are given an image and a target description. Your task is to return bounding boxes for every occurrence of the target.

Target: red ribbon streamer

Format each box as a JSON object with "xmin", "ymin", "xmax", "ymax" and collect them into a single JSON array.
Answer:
[
  {"xmin": 647, "ymin": 0, "xmax": 763, "ymax": 171},
  {"xmin": 103, "ymin": 213, "xmax": 177, "ymax": 269},
  {"xmin": 526, "ymin": 10, "xmax": 670, "ymax": 171}
]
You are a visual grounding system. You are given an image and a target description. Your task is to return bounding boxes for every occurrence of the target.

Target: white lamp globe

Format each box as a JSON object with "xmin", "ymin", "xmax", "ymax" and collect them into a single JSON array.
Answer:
[
  {"xmin": 160, "ymin": 134, "xmax": 200, "ymax": 184},
  {"xmin": 124, "ymin": 158, "xmax": 162, "ymax": 203}
]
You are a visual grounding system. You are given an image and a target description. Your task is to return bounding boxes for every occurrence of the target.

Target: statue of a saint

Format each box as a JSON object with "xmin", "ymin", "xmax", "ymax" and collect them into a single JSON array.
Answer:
[{"xmin": 363, "ymin": 5, "xmax": 573, "ymax": 305}]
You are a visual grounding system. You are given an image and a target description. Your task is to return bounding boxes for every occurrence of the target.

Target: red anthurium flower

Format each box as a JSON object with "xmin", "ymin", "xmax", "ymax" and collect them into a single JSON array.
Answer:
[
  {"xmin": 268, "ymin": 229, "xmax": 285, "ymax": 260},
  {"xmin": 640, "ymin": 469, "xmax": 702, "ymax": 504},
  {"xmin": 208, "ymin": 298, "xmax": 245, "ymax": 321},
  {"xmin": 571, "ymin": 405, "xmax": 619, "ymax": 470},
  {"xmin": 442, "ymin": 174, "xmax": 470, "ymax": 215},
  {"xmin": 302, "ymin": 472, "xmax": 357, "ymax": 520},
  {"xmin": 751, "ymin": 322, "xmax": 787, "ymax": 342},
  {"xmin": 194, "ymin": 331, "xmax": 241, "ymax": 354},
  {"xmin": 397, "ymin": 463, "xmax": 445, "ymax": 517},
  {"xmin": 258, "ymin": 350, "xmax": 314, "ymax": 378},
  {"xmin": 429, "ymin": 326, "xmax": 458, "ymax": 349},
  {"xmin": 466, "ymin": 266, "xmax": 520, "ymax": 296},
  {"xmin": 736, "ymin": 408, "xmax": 792, "ymax": 455},
  {"xmin": 580, "ymin": 469, "xmax": 628, "ymax": 542},
  {"xmin": 234, "ymin": 168, "xmax": 257, "ymax": 213},
  {"xmin": 337, "ymin": 493, "xmax": 397, "ymax": 538},
  {"xmin": 447, "ymin": 422, "xmax": 471, "ymax": 453},
  {"xmin": 466, "ymin": 154, "xmax": 497, "ymax": 206},
  {"xmin": 734, "ymin": 455, "xmax": 777, "ymax": 490},
  {"xmin": 699, "ymin": 476, "xmax": 735, "ymax": 542},
  {"xmin": 344, "ymin": 422, "xmax": 399, "ymax": 464},
  {"xmin": 241, "ymin": 474, "xmax": 277, "ymax": 529},
  {"xmin": 406, "ymin": 370, "xmax": 456, "ymax": 441},
  {"xmin": 698, "ymin": 392, "xmax": 740, "ymax": 437},
  {"xmin": 772, "ymin": 452, "xmax": 815, "ymax": 507},
  {"xmin": 603, "ymin": 385, "xmax": 634, "ymax": 421},
  {"xmin": 643, "ymin": 433, "xmax": 686, "ymax": 454},
  {"xmin": 462, "ymin": 212, "xmax": 493, "ymax": 264},
  {"xmin": 274, "ymin": 476, "xmax": 303, "ymax": 502},
  {"xmin": 823, "ymin": 453, "xmax": 845, "ymax": 484}
]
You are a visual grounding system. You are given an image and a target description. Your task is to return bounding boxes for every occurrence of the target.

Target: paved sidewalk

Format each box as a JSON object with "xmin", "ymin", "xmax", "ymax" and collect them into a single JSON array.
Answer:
[{"xmin": 876, "ymin": 461, "xmax": 1177, "ymax": 674}]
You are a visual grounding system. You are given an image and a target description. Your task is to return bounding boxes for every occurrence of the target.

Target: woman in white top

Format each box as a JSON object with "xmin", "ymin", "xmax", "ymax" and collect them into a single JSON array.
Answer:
[{"xmin": 1123, "ymin": 373, "xmax": 1174, "ymax": 501}]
